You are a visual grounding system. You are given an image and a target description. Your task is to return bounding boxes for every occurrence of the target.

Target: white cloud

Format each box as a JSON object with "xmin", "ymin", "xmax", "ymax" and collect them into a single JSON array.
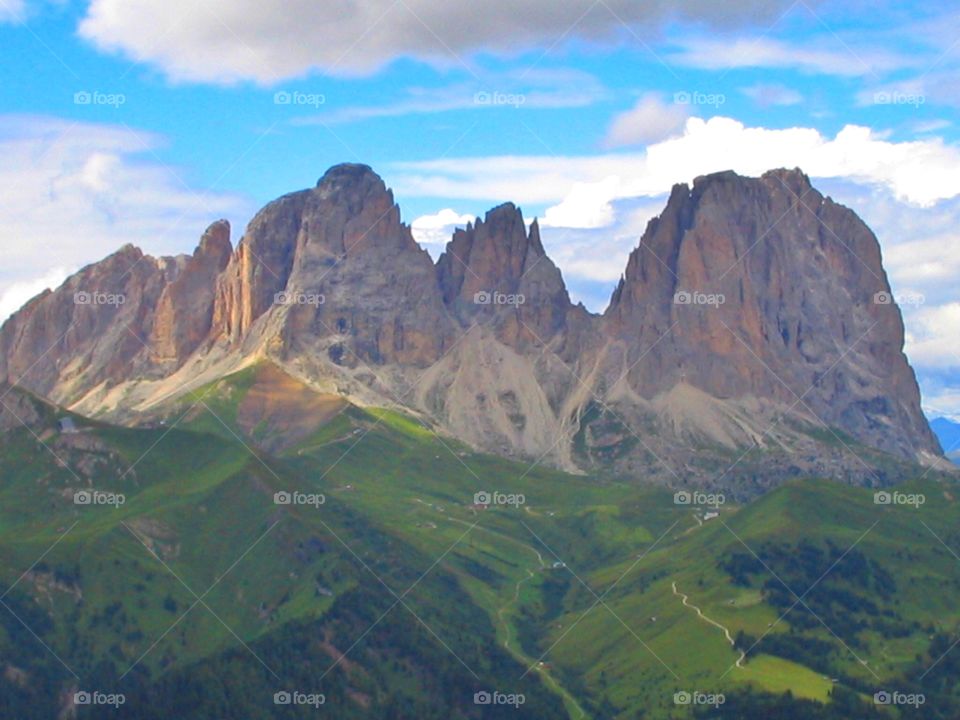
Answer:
[
  {"xmin": 905, "ymin": 303, "xmax": 960, "ymax": 370},
  {"xmin": 0, "ymin": 114, "xmax": 250, "ymax": 321},
  {"xmin": 923, "ymin": 387, "xmax": 960, "ymax": 423},
  {"xmin": 541, "ymin": 177, "xmax": 624, "ymax": 229},
  {"xmin": 542, "ymin": 197, "xmax": 664, "ymax": 282},
  {"xmin": 392, "ymin": 116, "xmax": 960, "ymax": 211},
  {"xmin": 297, "ymin": 69, "xmax": 607, "ymax": 125},
  {"xmin": 740, "ymin": 83, "xmax": 803, "ymax": 107},
  {"xmin": 410, "ymin": 208, "xmax": 474, "ymax": 249},
  {"xmin": 882, "ymin": 230, "xmax": 960, "ymax": 292},
  {"xmin": 670, "ymin": 36, "xmax": 914, "ymax": 76},
  {"xmin": 0, "ymin": 267, "xmax": 73, "ymax": 324},
  {"xmin": 77, "ymin": 0, "xmax": 816, "ymax": 84},
  {"xmin": 913, "ymin": 119, "xmax": 952, "ymax": 133},
  {"xmin": 602, "ymin": 93, "xmax": 689, "ymax": 148}
]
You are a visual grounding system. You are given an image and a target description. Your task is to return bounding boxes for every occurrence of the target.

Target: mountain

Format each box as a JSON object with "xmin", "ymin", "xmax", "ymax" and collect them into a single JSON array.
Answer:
[
  {"xmin": 0, "ymin": 164, "xmax": 950, "ymax": 495},
  {"xmin": 931, "ymin": 417, "xmax": 960, "ymax": 463}
]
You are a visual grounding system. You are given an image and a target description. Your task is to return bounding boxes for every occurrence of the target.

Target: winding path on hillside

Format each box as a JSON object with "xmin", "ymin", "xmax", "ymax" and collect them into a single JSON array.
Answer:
[
  {"xmin": 497, "ymin": 568, "xmax": 536, "ymax": 652},
  {"xmin": 415, "ymin": 500, "xmax": 587, "ymax": 718},
  {"xmin": 672, "ymin": 581, "xmax": 745, "ymax": 668}
]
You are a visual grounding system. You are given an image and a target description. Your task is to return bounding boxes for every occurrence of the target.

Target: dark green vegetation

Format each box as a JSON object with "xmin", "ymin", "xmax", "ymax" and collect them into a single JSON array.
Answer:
[{"xmin": 1, "ymin": 368, "xmax": 959, "ymax": 718}]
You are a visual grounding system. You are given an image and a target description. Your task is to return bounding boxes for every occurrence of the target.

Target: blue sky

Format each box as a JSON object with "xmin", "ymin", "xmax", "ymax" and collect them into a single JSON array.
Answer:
[{"xmin": 1, "ymin": 0, "xmax": 959, "ymax": 417}]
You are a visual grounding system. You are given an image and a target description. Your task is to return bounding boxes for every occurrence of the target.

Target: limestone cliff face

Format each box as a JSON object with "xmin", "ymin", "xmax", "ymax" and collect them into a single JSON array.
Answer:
[
  {"xmin": 0, "ymin": 229, "xmax": 234, "ymax": 406},
  {"xmin": 151, "ymin": 220, "xmax": 232, "ymax": 366},
  {"xmin": 0, "ymin": 164, "xmax": 945, "ymax": 490},
  {"xmin": 0, "ymin": 245, "xmax": 170, "ymax": 405},
  {"xmin": 211, "ymin": 192, "xmax": 308, "ymax": 342},
  {"xmin": 602, "ymin": 168, "xmax": 938, "ymax": 460},
  {"xmin": 212, "ymin": 164, "xmax": 455, "ymax": 369},
  {"xmin": 435, "ymin": 204, "xmax": 581, "ymax": 350}
]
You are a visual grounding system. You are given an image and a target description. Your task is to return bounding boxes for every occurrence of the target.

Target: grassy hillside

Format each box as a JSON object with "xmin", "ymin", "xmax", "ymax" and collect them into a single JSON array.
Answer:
[{"xmin": 0, "ymin": 372, "xmax": 958, "ymax": 718}]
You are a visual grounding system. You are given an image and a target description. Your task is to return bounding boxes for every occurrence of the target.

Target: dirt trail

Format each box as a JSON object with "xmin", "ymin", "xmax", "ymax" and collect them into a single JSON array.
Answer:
[
  {"xmin": 415, "ymin": 500, "xmax": 586, "ymax": 718},
  {"xmin": 672, "ymin": 581, "xmax": 745, "ymax": 668},
  {"xmin": 498, "ymin": 569, "xmax": 536, "ymax": 652}
]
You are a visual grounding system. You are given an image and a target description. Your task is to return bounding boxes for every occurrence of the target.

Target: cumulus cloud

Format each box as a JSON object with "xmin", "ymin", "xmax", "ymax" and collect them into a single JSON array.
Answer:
[
  {"xmin": 0, "ymin": 114, "xmax": 250, "ymax": 321},
  {"xmin": 77, "ymin": 0, "xmax": 817, "ymax": 84},
  {"xmin": 602, "ymin": 93, "xmax": 689, "ymax": 148},
  {"xmin": 410, "ymin": 208, "xmax": 474, "ymax": 249},
  {"xmin": 391, "ymin": 116, "xmax": 960, "ymax": 213},
  {"xmin": 542, "ymin": 177, "xmax": 624, "ymax": 229}
]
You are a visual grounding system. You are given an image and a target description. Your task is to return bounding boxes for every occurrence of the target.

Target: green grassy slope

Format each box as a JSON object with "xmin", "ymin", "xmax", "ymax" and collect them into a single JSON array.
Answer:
[{"xmin": 0, "ymin": 372, "xmax": 958, "ymax": 719}]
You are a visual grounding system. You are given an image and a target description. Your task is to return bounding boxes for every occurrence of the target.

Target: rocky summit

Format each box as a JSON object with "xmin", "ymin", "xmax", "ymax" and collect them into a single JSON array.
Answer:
[{"xmin": 0, "ymin": 163, "xmax": 948, "ymax": 496}]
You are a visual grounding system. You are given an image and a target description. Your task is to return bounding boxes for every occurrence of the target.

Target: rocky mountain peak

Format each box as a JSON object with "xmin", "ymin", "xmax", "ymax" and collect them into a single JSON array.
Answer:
[
  {"xmin": 313, "ymin": 163, "xmax": 395, "ymax": 218},
  {"xmin": 198, "ymin": 219, "xmax": 233, "ymax": 259},
  {"xmin": 209, "ymin": 164, "xmax": 454, "ymax": 367},
  {"xmin": 435, "ymin": 202, "xmax": 575, "ymax": 346},
  {"xmin": 316, "ymin": 162, "xmax": 379, "ymax": 187},
  {"xmin": 603, "ymin": 167, "xmax": 937, "ymax": 462}
]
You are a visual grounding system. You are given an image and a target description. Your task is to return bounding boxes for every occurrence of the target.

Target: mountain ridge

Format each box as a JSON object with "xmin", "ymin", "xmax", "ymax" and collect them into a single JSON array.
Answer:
[{"xmin": 0, "ymin": 163, "xmax": 949, "ymax": 493}]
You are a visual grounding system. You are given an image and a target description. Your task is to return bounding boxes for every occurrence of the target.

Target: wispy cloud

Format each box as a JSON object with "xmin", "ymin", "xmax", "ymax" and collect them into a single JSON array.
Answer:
[
  {"xmin": 740, "ymin": 83, "xmax": 803, "ymax": 106},
  {"xmin": 294, "ymin": 70, "xmax": 607, "ymax": 126},
  {"xmin": 0, "ymin": 115, "xmax": 250, "ymax": 320},
  {"xmin": 669, "ymin": 36, "xmax": 916, "ymax": 76}
]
